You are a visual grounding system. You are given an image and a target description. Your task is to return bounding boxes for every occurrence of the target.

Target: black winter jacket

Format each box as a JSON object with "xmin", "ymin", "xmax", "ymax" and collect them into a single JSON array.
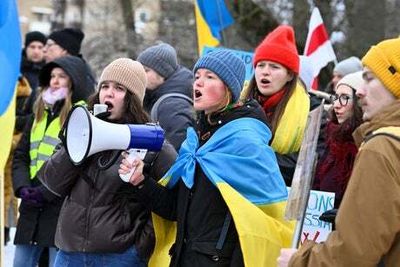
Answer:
[
  {"xmin": 38, "ymin": 143, "xmax": 177, "ymax": 259},
  {"xmin": 12, "ymin": 109, "xmax": 64, "ymax": 247},
  {"xmin": 136, "ymin": 99, "xmax": 269, "ymax": 267}
]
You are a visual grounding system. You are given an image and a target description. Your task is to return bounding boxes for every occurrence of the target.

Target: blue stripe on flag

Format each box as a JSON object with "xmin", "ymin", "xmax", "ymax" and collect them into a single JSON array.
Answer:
[
  {"xmin": 196, "ymin": 0, "xmax": 234, "ymax": 40},
  {"xmin": 0, "ymin": 0, "xmax": 21, "ymax": 115}
]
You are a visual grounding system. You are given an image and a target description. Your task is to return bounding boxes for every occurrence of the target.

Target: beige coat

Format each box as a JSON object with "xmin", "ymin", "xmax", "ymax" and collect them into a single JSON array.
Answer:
[{"xmin": 290, "ymin": 100, "xmax": 400, "ymax": 267}]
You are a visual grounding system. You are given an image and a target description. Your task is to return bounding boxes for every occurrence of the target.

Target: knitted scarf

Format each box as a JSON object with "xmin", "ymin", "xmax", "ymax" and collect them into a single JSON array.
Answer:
[{"xmin": 260, "ymin": 82, "xmax": 310, "ymax": 154}]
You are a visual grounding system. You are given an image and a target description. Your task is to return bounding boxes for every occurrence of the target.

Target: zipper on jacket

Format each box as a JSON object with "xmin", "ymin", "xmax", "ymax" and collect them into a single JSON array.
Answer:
[{"xmin": 83, "ymin": 167, "xmax": 99, "ymax": 252}]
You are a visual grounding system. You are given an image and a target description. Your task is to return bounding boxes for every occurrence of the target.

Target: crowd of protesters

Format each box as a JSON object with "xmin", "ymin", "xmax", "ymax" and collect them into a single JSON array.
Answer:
[{"xmin": 4, "ymin": 24, "xmax": 400, "ymax": 267}]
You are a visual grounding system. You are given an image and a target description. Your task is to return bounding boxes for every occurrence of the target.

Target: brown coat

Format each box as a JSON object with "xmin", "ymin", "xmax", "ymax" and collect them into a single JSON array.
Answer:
[{"xmin": 290, "ymin": 100, "xmax": 400, "ymax": 267}]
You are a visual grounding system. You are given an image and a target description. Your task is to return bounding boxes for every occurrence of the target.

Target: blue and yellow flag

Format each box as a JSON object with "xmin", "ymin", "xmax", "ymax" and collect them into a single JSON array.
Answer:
[
  {"xmin": 194, "ymin": 0, "xmax": 234, "ymax": 55},
  {"xmin": 149, "ymin": 118, "xmax": 294, "ymax": 267},
  {"xmin": 0, "ymin": 0, "xmax": 21, "ymax": 171}
]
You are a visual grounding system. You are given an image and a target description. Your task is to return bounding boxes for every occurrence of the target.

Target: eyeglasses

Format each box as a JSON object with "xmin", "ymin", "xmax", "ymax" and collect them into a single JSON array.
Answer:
[
  {"xmin": 330, "ymin": 94, "xmax": 353, "ymax": 106},
  {"xmin": 44, "ymin": 41, "xmax": 57, "ymax": 48}
]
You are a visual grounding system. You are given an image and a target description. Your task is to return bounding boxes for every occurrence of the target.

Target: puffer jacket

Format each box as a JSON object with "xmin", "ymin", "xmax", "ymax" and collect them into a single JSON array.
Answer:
[{"xmin": 38, "ymin": 143, "xmax": 176, "ymax": 259}]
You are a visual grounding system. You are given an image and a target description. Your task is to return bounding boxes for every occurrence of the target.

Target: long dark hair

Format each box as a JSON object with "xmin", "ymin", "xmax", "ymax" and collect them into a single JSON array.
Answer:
[
  {"xmin": 87, "ymin": 90, "xmax": 150, "ymax": 124},
  {"xmin": 329, "ymin": 88, "xmax": 363, "ymax": 142},
  {"xmin": 244, "ymin": 73, "xmax": 298, "ymax": 135}
]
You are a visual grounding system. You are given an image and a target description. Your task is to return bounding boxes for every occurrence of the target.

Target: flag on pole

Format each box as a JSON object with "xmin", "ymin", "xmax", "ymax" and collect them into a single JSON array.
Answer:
[
  {"xmin": 303, "ymin": 7, "xmax": 336, "ymax": 90},
  {"xmin": 0, "ymin": 0, "xmax": 21, "ymax": 171},
  {"xmin": 194, "ymin": 0, "xmax": 234, "ymax": 55}
]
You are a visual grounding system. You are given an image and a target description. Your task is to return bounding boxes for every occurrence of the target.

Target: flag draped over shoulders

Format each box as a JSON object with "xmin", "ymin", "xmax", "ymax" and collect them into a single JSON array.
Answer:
[{"xmin": 151, "ymin": 118, "xmax": 294, "ymax": 267}]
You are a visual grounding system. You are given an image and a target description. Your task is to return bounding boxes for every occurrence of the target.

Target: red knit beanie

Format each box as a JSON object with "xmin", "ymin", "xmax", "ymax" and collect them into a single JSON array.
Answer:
[{"xmin": 253, "ymin": 25, "xmax": 299, "ymax": 74}]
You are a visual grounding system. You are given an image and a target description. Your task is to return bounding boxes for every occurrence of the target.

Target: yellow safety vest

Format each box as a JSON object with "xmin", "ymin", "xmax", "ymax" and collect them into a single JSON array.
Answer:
[
  {"xmin": 29, "ymin": 101, "xmax": 85, "ymax": 179},
  {"xmin": 29, "ymin": 111, "xmax": 61, "ymax": 179}
]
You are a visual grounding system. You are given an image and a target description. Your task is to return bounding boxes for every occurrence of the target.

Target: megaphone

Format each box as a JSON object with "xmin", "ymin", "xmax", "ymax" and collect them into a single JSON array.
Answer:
[{"xmin": 63, "ymin": 105, "xmax": 164, "ymax": 166}]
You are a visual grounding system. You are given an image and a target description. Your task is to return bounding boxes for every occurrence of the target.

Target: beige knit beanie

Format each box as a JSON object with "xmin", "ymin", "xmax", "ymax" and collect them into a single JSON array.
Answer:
[{"xmin": 98, "ymin": 58, "xmax": 147, "ymax": 104}]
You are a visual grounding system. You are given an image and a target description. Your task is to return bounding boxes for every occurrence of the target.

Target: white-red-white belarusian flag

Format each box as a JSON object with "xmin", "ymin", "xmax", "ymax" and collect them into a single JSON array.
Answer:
[{"xmin": 303, "ymin": 7, "xmax": 337, "ymax": 90}]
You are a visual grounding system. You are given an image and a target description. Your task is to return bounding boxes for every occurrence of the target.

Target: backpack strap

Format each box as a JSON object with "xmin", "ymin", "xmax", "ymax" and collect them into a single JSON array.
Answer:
[
  {"xmin": 150, "ymin": 93, "xmax": 193, "ymax": 122},
  {"xmin": 363, "ymin": 126, "xmax": 400, "ymax": 145}
]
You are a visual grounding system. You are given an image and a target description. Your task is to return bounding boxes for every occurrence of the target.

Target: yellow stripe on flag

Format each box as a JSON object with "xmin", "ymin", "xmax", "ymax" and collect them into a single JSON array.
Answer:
[
  {"xmin": 194, "ymin": 2, "xmax": 219, "ymax": 55},
  {"xmin": 0, "ymin": 87, "xmax": 16, "ymax": 171},
  {"xmin": 217, "ymin": 183, "xmax": 294, "ymax": 267}
]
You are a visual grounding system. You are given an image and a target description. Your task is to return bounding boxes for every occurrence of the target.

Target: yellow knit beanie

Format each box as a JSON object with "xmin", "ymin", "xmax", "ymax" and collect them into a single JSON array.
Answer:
[
  {"xmin": 362, "ymin": 37, "xmax": 400, "ymax": 99},
  {"xmin": 98, "ymin": 58, "xmax": 147, "ymax": 104}
]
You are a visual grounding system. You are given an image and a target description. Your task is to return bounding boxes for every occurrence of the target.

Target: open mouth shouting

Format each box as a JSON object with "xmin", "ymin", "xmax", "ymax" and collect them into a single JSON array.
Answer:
[
  {"xmin": 104, "ymin": 101, "xmax": 114, "ymax": 112},
  {"xmin": 194, "ymin": 89, "xmax": 202, "ymax": 100},
  {"xmin": 260, "ymin": 78, "xmax": 271, "ymax": 86}
]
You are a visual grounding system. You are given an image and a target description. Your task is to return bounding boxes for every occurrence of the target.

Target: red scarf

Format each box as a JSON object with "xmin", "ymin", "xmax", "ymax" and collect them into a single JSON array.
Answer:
[{"xmin": 258, "ymin": 89, "xmax": 286, "ymax": 119}]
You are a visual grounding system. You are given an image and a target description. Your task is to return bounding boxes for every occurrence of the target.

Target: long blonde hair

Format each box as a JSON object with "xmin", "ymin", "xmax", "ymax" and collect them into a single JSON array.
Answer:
[{"xmin": 33, "ymin": 87, "xmax": 73, "ymax": 127}]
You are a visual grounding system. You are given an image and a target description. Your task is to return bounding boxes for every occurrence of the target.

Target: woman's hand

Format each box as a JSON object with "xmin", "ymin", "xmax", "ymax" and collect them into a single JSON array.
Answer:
[
  {"xmin": 277, "ymin": 248, "xmax": 297, "ymax": 267},
  {"xmin": 119, "ymin": 151, "xmax": 145, "ymax": 186}
]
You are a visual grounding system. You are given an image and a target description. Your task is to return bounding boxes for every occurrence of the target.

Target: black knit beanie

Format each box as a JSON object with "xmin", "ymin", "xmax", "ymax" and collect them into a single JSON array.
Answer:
[
  {"xmin": 25, "ymin": 31, "xmax": 46, "ymax": 47},
  {"xmin": 48, "ymin": 28, "xmax": 84, "ymax": 56}
]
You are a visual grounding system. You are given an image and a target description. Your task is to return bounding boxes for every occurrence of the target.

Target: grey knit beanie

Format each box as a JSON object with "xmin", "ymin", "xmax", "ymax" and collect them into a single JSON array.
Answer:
[
  {"xmin": 137, "ymin": 43, "xmax": 178, "ymax": 79},
  {"xmin": 193, "ymin": 50, "xmax": 245, "ymax": 102},
  {"xmin": 98, "ymin": 58, "xmax": 147, "ymax": 104},
  {"xmin": 333, "ymin": 56, "xmax": 363, "ymax": 76}
]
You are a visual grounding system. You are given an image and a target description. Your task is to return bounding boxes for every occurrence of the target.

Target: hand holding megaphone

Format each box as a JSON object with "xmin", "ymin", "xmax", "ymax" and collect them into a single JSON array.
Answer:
[{"xmin": 119, "ymin": 148, "xmax": 147, "ymax": 183}]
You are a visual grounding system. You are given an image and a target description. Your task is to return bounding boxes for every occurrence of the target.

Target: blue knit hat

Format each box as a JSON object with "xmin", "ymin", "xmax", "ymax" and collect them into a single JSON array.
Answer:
[
  {"xmin": 137, "ymin": 43, "xmax": 178, "ymax": 79},
  {"xmin": 193, "ymin": 50, "xmax": 245, "ymax": 102}
]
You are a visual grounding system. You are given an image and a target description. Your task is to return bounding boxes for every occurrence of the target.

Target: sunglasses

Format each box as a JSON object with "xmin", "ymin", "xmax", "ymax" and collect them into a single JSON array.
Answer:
[{"xmin": 330, "ymin": 94, "xmax": 353, "ymax": 106}]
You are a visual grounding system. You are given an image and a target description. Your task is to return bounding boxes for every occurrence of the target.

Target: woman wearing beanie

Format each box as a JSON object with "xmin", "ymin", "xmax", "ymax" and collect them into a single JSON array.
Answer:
[
  {"xmin": 121, "ymin": 50, "xmax": 293, "ymax": 267},
  {"xmin": 243, "ymin": 25, "xmax": 310, "ymax": 186},
  {"xmin": 38, "ymin": 58, "xmax": 177, "ymax": 266},
  {"xmin": 313, "ymin": 71, "xmax": 363, "ymax": 209},
  {"xmin": 12, "ymin": 55, "xmax": 94, "ymax": 267}
]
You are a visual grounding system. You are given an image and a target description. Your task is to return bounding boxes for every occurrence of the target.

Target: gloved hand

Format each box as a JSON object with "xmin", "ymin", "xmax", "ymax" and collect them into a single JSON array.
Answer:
[{"xmin": 18, "ymin": 186, "xmax": 45, "ymax": 207}]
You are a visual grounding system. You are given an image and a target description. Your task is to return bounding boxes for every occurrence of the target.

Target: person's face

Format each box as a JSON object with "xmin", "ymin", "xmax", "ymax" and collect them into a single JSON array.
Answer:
[
  {"xmin": 356, "ymin": 67, "xmax": 396, "ymax": 121},
  {"xmin": 331, "ymin": 71, "xmax": 343, "ymax": 88},
  {"xmin": 143, "ymin": 66, "xmax": 164, "ymax": 90},
  {"xmin": 193, "ymin": 68, "xmax": 228, "ymax": 114},
  {"xmin": 25, "ymin": 41, "xmax": 44, "ymax": 63},
  {"xmin": 43, "ymin": 39, "xmax": 67, "ymax": 63},
  {"xmin": 254, "ymin": 60, "xmax": 293, "ymax": 97},
  {"xmin": 49, "ymin": 67, "xmax": 71, "ymax": 90},
  {"xmin": 332, "ymin": 84, "xmax": 354, "ymax": 124},
  {"xmin": 99, "ymin": 81, "xmax": 127, "ymax": 120}
]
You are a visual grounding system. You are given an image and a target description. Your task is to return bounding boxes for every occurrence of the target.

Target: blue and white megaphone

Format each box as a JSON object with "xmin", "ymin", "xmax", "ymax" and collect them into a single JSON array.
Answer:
[{"xmin": 63, "ymin": 105, "xmax": 165, "ymax": 175}]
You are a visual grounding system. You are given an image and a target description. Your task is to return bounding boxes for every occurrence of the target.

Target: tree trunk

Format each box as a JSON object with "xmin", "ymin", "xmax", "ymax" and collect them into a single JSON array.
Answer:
[
  {"xmin": 118, "ymin": 0, "xmax": 137, "ymax": 59},
  {"xmin": 51, "ymin": 0, "xmax": 67, "ymax": 30},
  {"xmin": 293, "ymin": 0, "xmax": 310, "ymax": 52},
  {"xmin": 344, "ymin": 0, "xmax": 385, "ymax": 57}
]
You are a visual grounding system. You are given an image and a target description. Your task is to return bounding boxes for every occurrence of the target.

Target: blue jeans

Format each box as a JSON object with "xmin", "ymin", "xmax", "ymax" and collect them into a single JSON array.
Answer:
[
  {"xmin": 13, "ymin": 245, "xmax": 57, "ymax": 267},
  {"xmin": 54, "ymin": 247, "xmax": 146, "ymax": 267}
]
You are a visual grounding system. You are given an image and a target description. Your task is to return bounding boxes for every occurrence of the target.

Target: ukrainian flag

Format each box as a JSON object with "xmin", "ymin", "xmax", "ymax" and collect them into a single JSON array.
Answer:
[
  {"xmin": 194, "ymin": 0, "xmax": 234, "ymax": 55},
  {"xmin": 149, "ymin": 118, "xmax": 294, "ymax": 267},
  {"xmin": 0, "ymin": 0, "xmax": 21, "ymax": 171}
]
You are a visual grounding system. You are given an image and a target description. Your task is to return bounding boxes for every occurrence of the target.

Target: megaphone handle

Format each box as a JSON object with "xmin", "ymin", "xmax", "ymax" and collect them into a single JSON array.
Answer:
[{"xmin": 120, "ymin": 149, "xmax": 148, "ymax": 182}]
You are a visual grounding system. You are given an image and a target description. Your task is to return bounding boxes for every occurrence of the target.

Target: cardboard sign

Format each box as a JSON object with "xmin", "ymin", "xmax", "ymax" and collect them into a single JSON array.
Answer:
[{"xmin": 302, "ymin": 190, "xmax": 335, "ymax": 243}]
